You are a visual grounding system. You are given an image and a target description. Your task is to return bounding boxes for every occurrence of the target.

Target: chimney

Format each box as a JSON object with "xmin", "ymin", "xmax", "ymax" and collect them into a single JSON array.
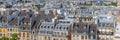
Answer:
[
  {"xmin": 52, "ymin": 16, "xmax": 58, "ymax": 23},
  {"xmin": 57, "ymin": 9, "xmax": 61, "ymax": 14},
  {"xmin": 53, "ymin": 9, "xmax": 58, "ymax": 16},
  {"xmin": 76, "ymin": 17, "xmax": 80, "ymax": 23}
]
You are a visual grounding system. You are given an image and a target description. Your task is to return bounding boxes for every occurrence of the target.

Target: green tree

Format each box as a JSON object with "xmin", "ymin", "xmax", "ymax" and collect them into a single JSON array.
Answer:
[
  {"xmin": 0, "ymin": 33, "xmax": 19, "ymax": 40},
  {"xmin": 111, "ymin": 2, "xmax": 117, "ymax": 6},
  {"xmin": 0, "ymin": 36, "xmax": 9, "ymax": 40},
  {"xmin": 10, "ymin": 33, "xmax": 19, "ymax": 40}
]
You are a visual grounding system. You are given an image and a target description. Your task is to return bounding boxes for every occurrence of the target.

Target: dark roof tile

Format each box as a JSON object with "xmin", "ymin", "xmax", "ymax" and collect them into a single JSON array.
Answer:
[
  {"xmin": 23, "ymin": 18, "xmax": 30, "ymax": 23},
  {"xmin": 19, "ymin": 11, "xmax": 27, "ymax": 17},
  {"xmin": 9, "ymin": 18, "xmax": 18, "ymax": 25}
]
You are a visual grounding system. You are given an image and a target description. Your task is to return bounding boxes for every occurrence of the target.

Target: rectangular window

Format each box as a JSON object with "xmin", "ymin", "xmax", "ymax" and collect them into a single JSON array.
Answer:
[
  {"xmin": 85, "ymin": 36, "xmax": 87, "ymax": 39},
  {"xmin": 19, "ymin": 33, "xmax": 21, "ymax": 37},
  {"xmin": 64, "ymin": 33, "xmax": 66, "ymax": 36},
  {"xmin": 27, "ymin": 33, "xmax": 29, "ymax": 37},
  {"xmin": 7, "ymin": 29, "xmax": 9, "ymax": 31},
  {"xmin": 48, "ymin": 37, "xmax": 50, "ymax": 40},
  {"xmin": 45, "ymin": 36, "xmax": 46, "ymax": 40},
  {"xmin": 57, "ymin": 32, "xmax": 59, "ymax": 35},
  {"xmin": 54, "ymin": 38, "xmax": 55, "ymax": 40},
  {"xmin": 23, "ymin": 33, "xmax": 25, "ymax": 37},
  {"xmin": 91, "ymin": 36, "xmax": 93, "ymax": 39},
  {"xmin": 10, "ymin": 33, "xmax": 12, "ymax": 36},
  {"xmin": 98, "ymin": 23, "xmax": 101, "ymax": 27},
  {"xmin": 10, "ymin": 29, "xmax": 12, "ymax": 31},
  {"xmin": 81, "ymin": 36, "xmax": 84, "ymax": 39}
]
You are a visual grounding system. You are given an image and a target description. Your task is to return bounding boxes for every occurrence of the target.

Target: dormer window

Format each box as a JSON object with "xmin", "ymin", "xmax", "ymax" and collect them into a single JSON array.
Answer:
[
  {"xmin": 15, "ymin": 24, "xmax": 17, "ymax": 26},
  {"xmin": 64, "ymin": 27, "xmax": 66, "ymax": 30},
  {"xmin": 33, "ymin": 31, "xmax": 34, "ymax": 34},
  {"xmin": 51, "ymin": 26, "xmax": 53, "ymax": 29},
  {"xmin": 66, "ymin": 27, "xmax": 68, "ymax": 30},
  {"xmin": 57, "ymin": 27, "xmax": 59, "ymax": 29},
  {"xmin": 83, "ymin": 32, "xmax": 86, "ymax": 34},
  {"xmin": 48, "ymin": 26, "xmax": 50, "ymax": 29},
  {"xmin": 41, "ymin": 26, "xmax": 43, "ymax": 28},
  {"xmin": 59, "ymin": 27, "xmax": 62, "ymax": 30},
  {"xmin": 44, "ymin": 26, "xmax": 46, "ymax": 28}
]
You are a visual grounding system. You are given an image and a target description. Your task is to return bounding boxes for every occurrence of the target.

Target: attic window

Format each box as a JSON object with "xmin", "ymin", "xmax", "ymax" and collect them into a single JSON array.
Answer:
[
  {"xmin": 44, "ymin": 26, "xmax": 46, "ymax": 28},
  {"xmin": 117, "ymin": 28, "xmax": 119, "ymax": 30},
  {"xmin": 41, "ymin": 26, "xmax": 43, "ymax": 28},
  {"xmin": 66, "ymin": 27, "xmax": 68, "ymax": 30},
  {"xmin": 59, "ymin": 27, "xmax": 62, "ymax": 30},
  {"xmin": 33, "ymin": 31, "xmax": 34, "ymax": 34},
  {"xmin": 15, "ymin": 24, "xmax": 17, "ymax": 26},
  {"xmin": 51, "ymin": 26, "xmax": 53, "ymax": 29},
  {"xmin": 64, "ymin": 27, "xmax": 66, "ymax": 30},
  {"xmin": 48, "ymin": 26, "xmax": 50, "ymax": 29},
  {"xmin": 57, "ymin": 27, "xmax": 59, "ymax": 29}
]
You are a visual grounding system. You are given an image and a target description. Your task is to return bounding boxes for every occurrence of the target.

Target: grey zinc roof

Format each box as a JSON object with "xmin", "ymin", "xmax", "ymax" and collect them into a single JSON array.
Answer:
[
  {"xmin": 40, "ymin": 22, "xmax": 54, "ymax": 26},
  {"xmin": 54, "ymin": 23, "xmax": 71, "ymax": 31},
  {"xmin": 39, "ymin": 22, "xmax": 54, "ymax": 34},
  {"xmin": 39, "ymin": 22, "xmax": 55, "ymax": 29},
  {"xmin": 98, "ymin": 15, "xmax": 115, "ymax": 23}
]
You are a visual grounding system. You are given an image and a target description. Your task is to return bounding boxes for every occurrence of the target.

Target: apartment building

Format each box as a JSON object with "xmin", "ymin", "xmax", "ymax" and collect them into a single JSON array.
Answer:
[
  {"xmin": 19, "ymin": 17, "xmax": 31, "ymax": 40},
  {"xmin": 71, "ymin": 22, "xmax": 89, "ymax": 40},
  {"xmin": 0, "ymin": 15, "xmax": 19, "ymax": 38},
  {"xmin": 97, "ymin": 15, "xmax": 116, "ymax": 40},
  {"xmin": 115, "ymin": 22, "xmax": 120, "ymax": 40},
  {"xmin": 88, "ymin": 23, "xmax": 97, "ymax": 40},
  {"xmin": 7, "ymin": 16, "xmax": 19, "ymax": 37},
  {"xmin": 0, "ymin": 15, "xmax": 8, "ymax": 37},
  {"xmin": 38, "ymin": 22, "xmax": 54, "ymax": 40},
  {"xmin": 52, "ymin": 21, "xmax": 72, "ymax": 40}
]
